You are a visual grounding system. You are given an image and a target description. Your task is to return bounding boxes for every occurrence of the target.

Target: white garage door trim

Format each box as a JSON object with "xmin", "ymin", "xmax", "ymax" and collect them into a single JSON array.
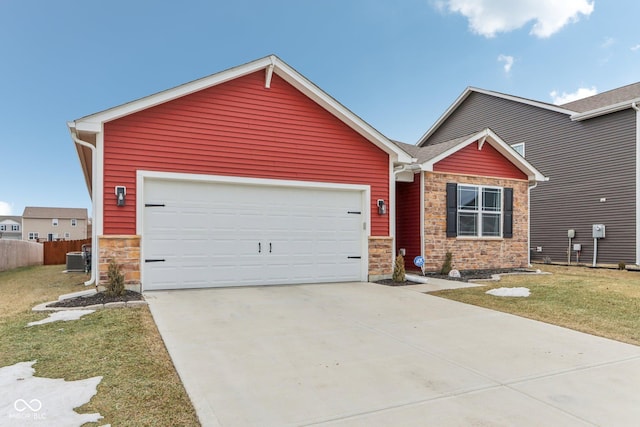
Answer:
[{"xmin": 136, "ymin": 170, "xmax": 371, "ymax": 290}]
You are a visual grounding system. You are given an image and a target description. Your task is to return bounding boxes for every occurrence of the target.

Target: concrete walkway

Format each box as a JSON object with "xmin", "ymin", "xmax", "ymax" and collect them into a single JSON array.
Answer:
[{"xmin": 145, "ymin": 282, "xmax": 640, "ymax": 427}]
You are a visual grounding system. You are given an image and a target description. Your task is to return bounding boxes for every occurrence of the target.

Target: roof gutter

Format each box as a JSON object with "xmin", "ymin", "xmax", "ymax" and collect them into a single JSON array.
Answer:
[
  {"xmin": 69, "ymin": 124, "xmax": 97, "ymax": 287},
  {"xmin": 571, "ymin": 98, "xmax": 640, "ymax": 121}
]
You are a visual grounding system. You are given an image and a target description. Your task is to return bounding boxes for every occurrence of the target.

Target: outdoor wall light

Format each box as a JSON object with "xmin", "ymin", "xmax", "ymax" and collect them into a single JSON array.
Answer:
[
  {"xmin": 377, "ymin": 199, "xmax": 387, "ymax": 215},
  {"xmin": 115, "ymin": 186, "xmax": 126, "ymax": 206}
]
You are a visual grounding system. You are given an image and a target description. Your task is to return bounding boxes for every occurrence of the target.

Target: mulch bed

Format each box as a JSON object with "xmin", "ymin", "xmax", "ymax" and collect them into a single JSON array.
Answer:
[
  {"xmin": 47, "ymin": 290, "xmax": 144, "ymax": 308},
  {"xmin": 377, "ymin": 268, "xmax": 536, "ymax": 286}
]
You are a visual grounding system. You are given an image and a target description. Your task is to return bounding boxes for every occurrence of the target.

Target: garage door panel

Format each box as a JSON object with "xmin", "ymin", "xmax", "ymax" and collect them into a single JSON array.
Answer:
[{"xmin": 143, "ymin": 179, "xmax": 366, "ymax": 290}]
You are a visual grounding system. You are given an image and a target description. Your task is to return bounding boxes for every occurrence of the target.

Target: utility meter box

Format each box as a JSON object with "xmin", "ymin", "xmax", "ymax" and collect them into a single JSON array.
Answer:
[
  {"xmin": 568, "ymin": 229, "xmax": 575, "ymax": 238},
  {"xmin": 592, "ymin": 224, "xmax": 606, "ymax": 239},
  {"xmin": 573, "ymin": 243, "xmax": 582, "ymax": 251}
]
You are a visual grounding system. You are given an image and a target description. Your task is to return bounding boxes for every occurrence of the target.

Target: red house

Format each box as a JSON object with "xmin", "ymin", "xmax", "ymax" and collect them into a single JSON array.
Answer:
[{"xmin": 69, "ymin": 56, "xmax": 545, "ymax": 290}]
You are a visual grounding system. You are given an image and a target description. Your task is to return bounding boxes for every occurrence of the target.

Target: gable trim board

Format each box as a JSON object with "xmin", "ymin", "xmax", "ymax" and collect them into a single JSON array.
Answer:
[{"xmin": 417, "ymin": 129, "xmax": 547, "ymax": 183}]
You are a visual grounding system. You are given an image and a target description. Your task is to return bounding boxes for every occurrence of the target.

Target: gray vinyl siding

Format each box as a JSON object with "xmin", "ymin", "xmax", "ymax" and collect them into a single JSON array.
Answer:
[{"xmin": 427, "ymin": 92, "xmax": 637, "ymax": 264}]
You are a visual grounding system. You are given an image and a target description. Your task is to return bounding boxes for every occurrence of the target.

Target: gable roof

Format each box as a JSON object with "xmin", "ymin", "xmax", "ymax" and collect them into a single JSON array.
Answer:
[
  {"xmin": 69, "ymin": 55, "xmax": 412, "ymax": 166},
  {"xmin": 420, "ymin": 82, "xmax": 640, "ymax": 145},
  {"xmin": 398, "ymin": 129, "xmax": 547, "ymax": 182},
  {"xmin": 0, "ymin": 216, "xmax": 21, "ymax": 224},
  {"xmin": 417, "ymin": 87, "xmax": 576, "ymax": 146},
  {"xmin": 22, "ymin": 207, "xmax": 88, "ymax": 219}
]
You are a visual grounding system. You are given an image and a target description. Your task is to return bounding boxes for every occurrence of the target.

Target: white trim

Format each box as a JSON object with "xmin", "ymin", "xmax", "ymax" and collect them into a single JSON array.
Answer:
[
  {"xmin": 96, "ymin": 130, "xmax": 105, "ymax": 236},
  {"xmin": 571, "ymin": 98, "xmax": 640, "ymax": 122},
  {"xmin": 420, "ymin": 128, "xmax": 547, "ymax": 182},
  {"xmin": 136, "ymin": 170, "xmax": 372, "ymax": 287},
  {"xmin": 418, "ymin": 87, "xmax": 576, "ymax": 146},
  {"xmin": 389, "ymin": 159, "xmax": 396, "ymax": 260},
  {"xmin": 72, "ymin": 55, "xmax": 412, "ymax": 164}
]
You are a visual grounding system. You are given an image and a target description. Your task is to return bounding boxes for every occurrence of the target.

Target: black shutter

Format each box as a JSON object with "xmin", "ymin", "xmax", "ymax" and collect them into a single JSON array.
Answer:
[
  {"xmin": 446, "ymin": 183, "xmax": 457, "ymax": 237},
  {"xmin": 503, "ymin": 187, "xmax": 513, "ymax": 238}
]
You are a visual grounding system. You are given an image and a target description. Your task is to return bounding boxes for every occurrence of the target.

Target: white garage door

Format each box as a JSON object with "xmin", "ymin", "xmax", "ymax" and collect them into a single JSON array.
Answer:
[{"xmin": 142, "ymin": 178, "xmax": 366, "ymax": 290}]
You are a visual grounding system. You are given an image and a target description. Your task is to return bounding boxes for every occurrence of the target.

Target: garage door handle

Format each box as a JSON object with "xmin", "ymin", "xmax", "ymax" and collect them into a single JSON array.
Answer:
[
  {"xmin": 145, "ymin": 258, "xmax": 166, "ymax": 263},
  {"xmin": 269, "ymin": 243, "xmax": 272, "ymax": 253},
  {"xmin": 258, "ymin": 242, "xmax": 261, "ymax": 253}
]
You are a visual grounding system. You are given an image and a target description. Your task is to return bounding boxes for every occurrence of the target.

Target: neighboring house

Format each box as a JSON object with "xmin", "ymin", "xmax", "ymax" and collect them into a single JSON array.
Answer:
[
  {"xmin": 22, "ymin": 207, "xmax": 89, "ymax": 242},
  {"xmin": 0, "ymin": 216, "xmax": 22, "ymax": 240},
  {"xmin": 68, "ymin": 55, "xmax": 545, "ymax": 290},
  {"xmin": 419, "ymin": 84, "xmax": 640, "ymax": 266}
]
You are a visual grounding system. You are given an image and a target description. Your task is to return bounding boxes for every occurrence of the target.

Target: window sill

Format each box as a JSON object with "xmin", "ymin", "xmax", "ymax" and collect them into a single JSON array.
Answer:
[{"xmin": 455, "ymin": 236, "xmax": 504, "ymax": 241}]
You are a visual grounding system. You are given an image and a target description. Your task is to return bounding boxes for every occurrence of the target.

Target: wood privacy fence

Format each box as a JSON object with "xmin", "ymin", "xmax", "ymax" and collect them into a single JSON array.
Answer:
[{"xmin": 43, "ymin": 239, "xmax": 91, "ymax": 265}]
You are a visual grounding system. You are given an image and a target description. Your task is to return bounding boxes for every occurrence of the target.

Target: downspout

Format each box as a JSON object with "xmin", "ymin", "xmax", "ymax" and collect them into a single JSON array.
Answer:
[
  {"xmin": 632, "ymin": 102, "xmax": 640, "ymax": 266},
  {"xmin": 71, "ymin": 128, "xmax": 97, "ymax": 286}
]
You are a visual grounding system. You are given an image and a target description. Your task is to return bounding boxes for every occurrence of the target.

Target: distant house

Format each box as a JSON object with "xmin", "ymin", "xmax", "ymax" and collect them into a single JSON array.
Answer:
[
  {"xmin": 22, "ymin": 207, "xmax": 89, "ymax": 242},
  {"xmin": 419, "ymin": 82, "xmax": 640, "ymax": 265},
  {"xmin": 0, "ymin": 216, "xmax": 22, "ymax": 240}
]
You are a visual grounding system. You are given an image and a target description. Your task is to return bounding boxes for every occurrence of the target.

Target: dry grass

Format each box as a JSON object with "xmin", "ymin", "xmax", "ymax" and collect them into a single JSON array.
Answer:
[
  {"xmin": 0, "ymin": 265, "xmax": 199, "ymax": 426},
  {"xmin": 431, "ymin": 264, "xmax": 640, "ymax": 346}
]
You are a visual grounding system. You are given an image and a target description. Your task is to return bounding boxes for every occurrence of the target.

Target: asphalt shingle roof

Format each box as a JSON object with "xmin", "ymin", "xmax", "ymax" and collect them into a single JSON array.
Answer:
[
  {"xmin": 393, "ymin": 132, "xmax": 480, "ymax": 164},
  {"xmin": 22, "ymin": 207, "xmax": 88, "ymax": 219},
  {"xmin": 561, "ymin": 82, "xmax": 640, "ymax": 113}
]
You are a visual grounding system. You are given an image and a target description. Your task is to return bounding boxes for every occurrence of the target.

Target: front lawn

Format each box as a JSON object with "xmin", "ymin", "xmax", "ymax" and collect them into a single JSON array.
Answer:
[
  {"xmin": 431, "ymin": 264, "xmax": 640, "ymax": 346},
  {"xmin": 0, "ymin": 265, "xmax": 199, "ymax": 426}
]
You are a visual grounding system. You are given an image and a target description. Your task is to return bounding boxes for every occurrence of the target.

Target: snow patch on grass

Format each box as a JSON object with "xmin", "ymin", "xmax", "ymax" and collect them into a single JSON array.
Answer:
[
  {"xmin": 0, "ymin": 360, "xmax": 103, "ymax": 426},
  {"xmin": 486, "ymin": 287, "xmax": 531, "ymax": 297},
  {"xmin": 27, "ymin": 310, "xmax": 95, "ymax": 327}
]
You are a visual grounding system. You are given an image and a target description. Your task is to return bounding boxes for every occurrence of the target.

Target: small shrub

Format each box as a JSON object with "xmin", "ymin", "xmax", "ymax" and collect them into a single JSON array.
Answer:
[
  {"xmin": 392, "ymin": 254, "xmax": 406, "ymax": 282},
  {"xmin": 105, "ymin": 260, "xmax": 125, "ymax": 297},
  {"xmin": 440, "ymin": 252, "xmax": 453, "ymax": 275},
  {"xmin": 618, "ymin": 261, "xmax": 626, "ymax": 270},
  {"xmin": 543, "ymin": 256, "xmax": 552, "ymax": 265}
]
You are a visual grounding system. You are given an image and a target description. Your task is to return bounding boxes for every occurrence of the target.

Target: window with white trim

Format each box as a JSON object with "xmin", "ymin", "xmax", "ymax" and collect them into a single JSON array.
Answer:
[
  {"xmin": 64, "ymin": 232, "xmax": 71, "ymax": 239},
  {"xmin": 28, "ymin": 232, "xmax": 39, "ymax": 240},
  {"xmin": 0, "ymin": 225, "xmax": 5, "ymax": 231},
  {"xmin": 511, "ymin": 143, "xmax": 525, "ymax": 157},
  {"xmin": 11, "ymin": 224, "xmax": 19, "ymax": 231},
  {"xmin": 52, "ymin": 218, "xmax": 59, "ymax": 227},
  {"xmin": 71, "ymin": 219, "xmax": 77, "ymax": 227},
  {"xmin": 457, "ymin": 185, "xmax": 503, "ymax": 237}
]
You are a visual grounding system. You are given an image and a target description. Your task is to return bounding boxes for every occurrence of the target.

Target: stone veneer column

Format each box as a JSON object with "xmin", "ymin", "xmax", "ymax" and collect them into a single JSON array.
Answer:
[
  {"xmin": 98, "ymin": 235, "xmax": 141, "ymax": 288},
  {"xmin": 368, "ymin": 236, "xmax": 393, "ymax": 281}
]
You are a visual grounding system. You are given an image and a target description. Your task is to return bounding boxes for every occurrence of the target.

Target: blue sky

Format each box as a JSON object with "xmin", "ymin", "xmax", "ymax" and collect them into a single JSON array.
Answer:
[{"xmin": 1, "ymin": 0, "xmax": 638, "ymax": 216}]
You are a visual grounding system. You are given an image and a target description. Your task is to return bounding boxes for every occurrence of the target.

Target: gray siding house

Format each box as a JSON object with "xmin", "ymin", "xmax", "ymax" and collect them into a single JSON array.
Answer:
[{"xmin": 419, "ymin": 83, "xmax": 640, "ymax": 266}]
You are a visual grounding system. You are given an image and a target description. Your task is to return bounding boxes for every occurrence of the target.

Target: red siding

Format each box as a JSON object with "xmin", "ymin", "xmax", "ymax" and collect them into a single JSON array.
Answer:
[
  {"xmin": 396, "ymin": 177, "xmax": 422, "ymax": 266},
  {"xmin": 434, "ymin": 141, "xmax": 527, "ymax": 180},
  {"xmin": 102, "ymin": 71, "xmax": 390, "ymax": 235}
]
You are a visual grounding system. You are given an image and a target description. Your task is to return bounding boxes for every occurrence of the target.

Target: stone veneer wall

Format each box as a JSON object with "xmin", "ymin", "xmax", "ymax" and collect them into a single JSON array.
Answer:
[
  {"xmin": 98, "ymin": 235, "xmax": 141, "ymax": 287},
  {"xmin": 368, "ymin": 236, "xmax": 393, "ymax": 280},
  {"xmin": 424, "ymin": 172, "xmax": 529, "ymax": 271}
]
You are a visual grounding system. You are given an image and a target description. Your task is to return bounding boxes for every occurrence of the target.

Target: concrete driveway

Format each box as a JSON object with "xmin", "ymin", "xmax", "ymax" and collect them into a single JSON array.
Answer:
[{"xmin": 145, "ymin": 282, "xmax": 640, "ymax": 426}]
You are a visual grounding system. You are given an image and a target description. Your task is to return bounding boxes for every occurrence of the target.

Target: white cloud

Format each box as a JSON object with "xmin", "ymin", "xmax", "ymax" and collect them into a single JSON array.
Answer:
[
  {"xmin": 0, "ymin": 201, "xmax": 12, "ymax": 215},
  {"xmin": 497, "ymin": 54, "xmax": 514, "ymax": 73},
  {"xmin": 631, "ymin": 44, "xmax": 640, "ymax": 52},
  {"xmin": 550, "ymin": 86, "xmax": 597, "ymax": 105},
  {"xmin": 441, "ymin": 0, "xmax": 595, "ymax": 38}
]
